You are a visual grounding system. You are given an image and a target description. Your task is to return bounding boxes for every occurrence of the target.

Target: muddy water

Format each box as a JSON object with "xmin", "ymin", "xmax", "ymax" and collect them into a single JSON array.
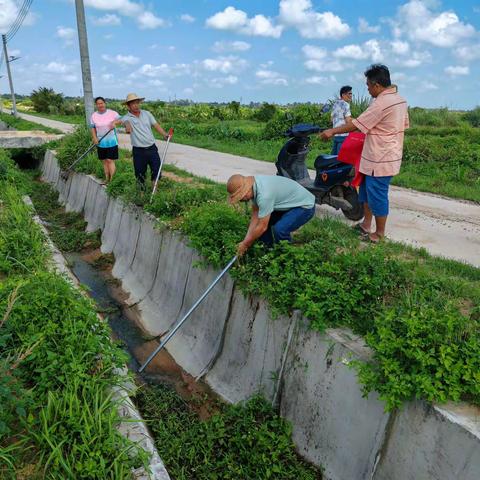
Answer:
[{"xmin": 65, "ymin": 250, "xmax": 220, "ymax": 418}]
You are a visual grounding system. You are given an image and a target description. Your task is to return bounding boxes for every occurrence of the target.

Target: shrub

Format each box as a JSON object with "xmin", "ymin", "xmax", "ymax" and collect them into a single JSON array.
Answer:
[
  {"xmin": 253, "ymin": 102, "xmax": 278, "ymax": 122},
  {"xmin": 463, "ymin": 106, "xmax": 480, "ymax": 128},
  {"xmin": 56, "ymin": 125, "xmax": 91, "ymax": 170},
  {"xmin": 31, "ymin": 87, "xmax": 64, "ymax": 114}
]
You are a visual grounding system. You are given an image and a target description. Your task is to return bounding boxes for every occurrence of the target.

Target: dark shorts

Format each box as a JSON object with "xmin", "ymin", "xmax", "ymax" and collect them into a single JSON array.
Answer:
[
  {"xmin": 97, "ymin": 146, "xmax": 118, "ymax": 160},
  {"xmin": 358, "ymin": 175, "xmax": 392, "ymax": 216}
]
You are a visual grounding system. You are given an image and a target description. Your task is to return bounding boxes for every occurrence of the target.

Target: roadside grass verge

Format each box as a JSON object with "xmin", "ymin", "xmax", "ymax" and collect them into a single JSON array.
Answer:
[
  {"xmin": 54, "ymin": 127, "xmax": 480, "ymax": 411},
  {"xmin": 0, "ymin": 112, "xmax": 62, "ymax": 134}
]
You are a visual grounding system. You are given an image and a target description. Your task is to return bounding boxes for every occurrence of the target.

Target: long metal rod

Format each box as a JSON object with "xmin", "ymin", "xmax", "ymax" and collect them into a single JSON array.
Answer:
[
  {"xmin": 2, "ymin": 35, "xmax": 17, "ymax": 116},
  {"xmin": 150, "ymin": 128, "xmax": 174, "ymax": 201},
  {"xmin": 138, "ymin": 255, "xmax": 237, "ymax": 373}
]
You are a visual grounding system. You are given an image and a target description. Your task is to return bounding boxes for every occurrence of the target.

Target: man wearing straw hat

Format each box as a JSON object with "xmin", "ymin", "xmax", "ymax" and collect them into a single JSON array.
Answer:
[
  {"xmin": 117, "ymin": 93, "xmax": 170, "ymax": 187},
  {"xmin": 227, "ymin": 174, "xmax": 315, "ymax": 256}
]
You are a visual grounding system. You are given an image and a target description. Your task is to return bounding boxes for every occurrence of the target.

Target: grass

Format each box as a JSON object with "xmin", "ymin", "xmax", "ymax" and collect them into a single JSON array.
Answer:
[
  {"xmin": 136, "ymin": 382, "xmax": 322, "ymax": 480},
  {"xmin": 0, "ymin": 151, "xmax": 147, "ymax": 478},
  {"xmin": 15, "ymin": 108, "xmax": 83, "ymax": 125},
  {"xmin": 0, "ymin": 112, "xmax": 62, "ymax": 134}
]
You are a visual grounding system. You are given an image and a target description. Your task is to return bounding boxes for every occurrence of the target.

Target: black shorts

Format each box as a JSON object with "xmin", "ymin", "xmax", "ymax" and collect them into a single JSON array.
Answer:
[{"xmin": 97, "ymin": 146, "xmax": 118, "ymax": 160}]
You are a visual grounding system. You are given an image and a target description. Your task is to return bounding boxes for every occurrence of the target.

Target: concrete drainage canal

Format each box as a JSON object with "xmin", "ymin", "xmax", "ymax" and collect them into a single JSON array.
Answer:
[{"xmin": 26, "ymin": 171, "xmax": 323, "ymax": 480}]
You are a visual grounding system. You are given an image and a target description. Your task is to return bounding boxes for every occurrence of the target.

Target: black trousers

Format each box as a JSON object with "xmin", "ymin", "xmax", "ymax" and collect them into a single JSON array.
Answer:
[{"xmin": 132, "ymin": 144, "xmax": 160, "ymax": 185}]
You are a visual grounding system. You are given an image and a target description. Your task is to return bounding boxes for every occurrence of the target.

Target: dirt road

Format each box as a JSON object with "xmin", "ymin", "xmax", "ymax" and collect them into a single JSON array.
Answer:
[{"xmin": 12, "ymin": 110, "xmax": 480, "ymax": 267}]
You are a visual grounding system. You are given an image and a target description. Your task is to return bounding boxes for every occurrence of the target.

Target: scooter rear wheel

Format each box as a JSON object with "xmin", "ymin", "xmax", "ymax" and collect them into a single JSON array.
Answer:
[{"xmin": 341, "ymin": 186, "xmax": 364, "ymax": 221}]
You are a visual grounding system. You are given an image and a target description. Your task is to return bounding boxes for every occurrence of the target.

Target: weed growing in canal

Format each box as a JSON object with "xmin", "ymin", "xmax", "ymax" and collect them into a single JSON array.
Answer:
[{"xmin": 136, "ymin": 382, "xmax": 322, "ymax": 480}]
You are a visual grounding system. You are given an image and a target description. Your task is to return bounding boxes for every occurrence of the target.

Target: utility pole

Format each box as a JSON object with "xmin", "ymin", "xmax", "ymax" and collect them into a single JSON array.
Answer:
[
  {"xmin": 2, "ymin": 35, "xmax": 17, "ymax": 116},
  {"xmin": 74, "ymin": 0, "xmax": 94, "ymax": 126}
]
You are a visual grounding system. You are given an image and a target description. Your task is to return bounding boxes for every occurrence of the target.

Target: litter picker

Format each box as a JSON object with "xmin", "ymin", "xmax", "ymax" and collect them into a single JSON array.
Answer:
[
  {"xmin": 138, "ymin": 255, "xmax": 237, "ymax": 373},
  {"xmin": 60, "ymin": 127, "xmax": 115, "ymax": 180},
  {"xmin": 150, "ymin": 127, "xmax": 174, "ymax": 202}
]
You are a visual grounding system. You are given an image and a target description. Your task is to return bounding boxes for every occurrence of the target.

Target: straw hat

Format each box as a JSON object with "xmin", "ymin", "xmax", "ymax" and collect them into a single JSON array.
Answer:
[{"xmin": 124, "ymin": 93, "xmax": 145, "ymax": 104}]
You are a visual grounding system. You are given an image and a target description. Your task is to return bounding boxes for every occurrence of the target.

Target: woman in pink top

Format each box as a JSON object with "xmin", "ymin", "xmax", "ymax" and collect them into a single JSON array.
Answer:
[
  {"xmin": 90, "ymin": 97, "xmax": 120, "ymax": 184},
  {"xmin": 320, "ymin": 64, "xmax": 409, "ymax": 243}
]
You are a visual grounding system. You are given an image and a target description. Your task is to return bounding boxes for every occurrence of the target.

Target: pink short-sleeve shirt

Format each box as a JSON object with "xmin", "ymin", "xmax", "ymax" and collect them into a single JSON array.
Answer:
[{"xmin": 352, "ymin": 86, "xmax": 409, "ymax": 177}]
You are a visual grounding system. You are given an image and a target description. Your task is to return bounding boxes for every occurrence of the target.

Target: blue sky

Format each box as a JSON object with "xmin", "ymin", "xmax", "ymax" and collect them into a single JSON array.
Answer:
[{"xmin": 1, "ymin": 0, "xmax": 480, "ymax": 108}]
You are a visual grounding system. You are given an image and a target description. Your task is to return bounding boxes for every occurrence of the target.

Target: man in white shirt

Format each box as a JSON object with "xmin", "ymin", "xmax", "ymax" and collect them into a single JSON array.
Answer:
[{"xmin": 330, "ymin": 85, "xmax": 352, "ymax": 155}]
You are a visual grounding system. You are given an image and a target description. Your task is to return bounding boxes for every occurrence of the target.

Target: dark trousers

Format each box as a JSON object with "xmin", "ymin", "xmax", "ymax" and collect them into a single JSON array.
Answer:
[
  {"xmin": 132, "ymin": 144, "xmax": 161, "ymax": 185},
  {"xmin": 259, "ymin": 206, "xmax": 315, "ymax": 246}
]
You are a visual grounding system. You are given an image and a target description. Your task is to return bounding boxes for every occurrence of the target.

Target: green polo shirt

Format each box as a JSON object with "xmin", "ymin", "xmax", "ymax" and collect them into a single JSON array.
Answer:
[{"xmin": 253, "ymin": 175, "xmax": 315, "ymax": 218}]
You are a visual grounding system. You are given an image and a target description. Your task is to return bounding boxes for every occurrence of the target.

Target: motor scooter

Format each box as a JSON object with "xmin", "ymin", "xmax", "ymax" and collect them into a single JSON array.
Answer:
[{"xmin": 275, "ymin": 123, "xmax": 364, "ymax": 221}]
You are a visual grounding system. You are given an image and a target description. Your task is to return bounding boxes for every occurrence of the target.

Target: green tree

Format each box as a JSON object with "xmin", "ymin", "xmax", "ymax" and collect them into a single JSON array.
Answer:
[{"xmin": 30, "ymin": 87, "xmax": 64, "ymax": 113}]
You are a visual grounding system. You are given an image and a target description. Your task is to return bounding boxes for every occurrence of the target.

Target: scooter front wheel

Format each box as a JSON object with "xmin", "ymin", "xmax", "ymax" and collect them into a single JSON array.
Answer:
[{"xmin": 341, "ymin": 186, "xmax": 364, "ymax": 221}]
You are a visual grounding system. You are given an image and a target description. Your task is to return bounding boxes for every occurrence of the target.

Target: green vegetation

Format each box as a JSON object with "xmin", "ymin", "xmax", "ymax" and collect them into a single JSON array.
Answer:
[
  {"xmin": 0, "ymin": 152, "xmax": 147, "ymax": 478},
  {"xmin": 136, "ymin": 382, "xmax": 321, "ymax": 480},
  {"xmin": 54, "ymin": 127, "xmax": 480, "ymax": 411},
  {"xmin": 12, "ymin": 93, "xmax": 480, "ymax": 202},
  {"xmin": 0, "ymin": 111, "xmax": 61, "ymax": 134}
]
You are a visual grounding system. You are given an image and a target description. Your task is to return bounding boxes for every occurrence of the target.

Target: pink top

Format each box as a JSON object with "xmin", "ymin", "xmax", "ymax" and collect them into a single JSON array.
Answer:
[
  {"xmin": 352, "ymin": 86, "xmax": 409, "ymax": 177},
  {"xmin": 90, "ymin": 109, "xmax": 120, "ymax": 148}
]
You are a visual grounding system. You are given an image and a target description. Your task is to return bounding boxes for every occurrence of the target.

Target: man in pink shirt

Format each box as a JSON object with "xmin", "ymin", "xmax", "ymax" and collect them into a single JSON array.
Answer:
[{"xmin": 320, "ymin": 64, "xmax": 409, "ymax": 243}]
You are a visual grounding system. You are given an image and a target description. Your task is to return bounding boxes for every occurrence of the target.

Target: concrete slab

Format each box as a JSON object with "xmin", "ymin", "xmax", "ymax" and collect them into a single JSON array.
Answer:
[
  {"xmin": 56, "ymin": 172, "xmax": 72, "ymax": 206},
  {"xmin": 0, "ymin": 130, "xmax": 62, "ymax": 148},
  {"xmin": 41, "ymin": 150, "xmax": 53, "ymax": 183},
  {"xmin": 137, "ymin": 230, "xmax": 194, "ymax": 336},
  {"xmin": 65, "ymin": 173, "xmax": 89, "ymax": 213},
  {"xmin": 373, "ymin": 401, "xmax": 480, "ymax": 480},
  {"xmin": 112, "ymin": 206, "xmax": 142, "ymax": 279},
  {"xmin": 122, "ymin": 213, "xmax": 162, "ymax": 306},
  {"xmin": 165, "ymin": 254, "xmax": 235, "ymax": 378},
  {"xmin": 280, "ymin": 321, "xmax": 390, "ymax": 480},
  {"xmin": 206, "ymin": 291, "xmax": 295, "ymax": 404},
  {"xmin": 101, "ymin": 197, "xmax": 124, "ymax": 254},
  {"xmin": 83, "ymin": 176, "xmax": 109, "ymax": 233}
]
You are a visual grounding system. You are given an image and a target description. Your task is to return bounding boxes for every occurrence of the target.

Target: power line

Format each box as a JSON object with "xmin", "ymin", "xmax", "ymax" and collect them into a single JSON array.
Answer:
[{"xmin": 6, "ymin": 0, "xmax": 34, "ymax": 43}]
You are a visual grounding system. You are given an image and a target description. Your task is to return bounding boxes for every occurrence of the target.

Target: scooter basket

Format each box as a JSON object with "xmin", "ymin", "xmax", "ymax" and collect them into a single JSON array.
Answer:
[{"xmin": 314, "ymin": 164, "xmax": 352, "ymax": 187}]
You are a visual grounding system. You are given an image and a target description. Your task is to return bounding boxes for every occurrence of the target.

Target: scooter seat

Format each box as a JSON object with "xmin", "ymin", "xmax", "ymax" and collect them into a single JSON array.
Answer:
[{"xmin": 314, "ymin": 154, "xmax": 343, "ymax": 170}]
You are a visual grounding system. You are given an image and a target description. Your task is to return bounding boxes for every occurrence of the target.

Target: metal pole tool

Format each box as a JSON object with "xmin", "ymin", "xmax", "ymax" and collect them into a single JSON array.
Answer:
[
  {"xmin": 150, "ymin": 127, "xmax": 174, "ymax": 202},
  {"xmin": 138, "ymin": 255, "xmax": 237, "ymax": 373}
]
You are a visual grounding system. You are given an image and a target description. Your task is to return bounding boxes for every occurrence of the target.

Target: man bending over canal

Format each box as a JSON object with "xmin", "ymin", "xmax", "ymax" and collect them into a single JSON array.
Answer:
[{"xmin": 227, "ymin": 174, "xmax": 315, "ymax": 256}]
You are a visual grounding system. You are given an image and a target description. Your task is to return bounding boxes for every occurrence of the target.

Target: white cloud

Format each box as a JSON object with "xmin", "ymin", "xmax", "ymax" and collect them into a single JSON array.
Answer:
[
  {"xmin": 454, "ymin": 44, "xmax": 480, "ymax": 62},
  {"xmin": 131, "ymin": 63, "xmax": 191, "ymax": 79},
  {"xmin": 256, "ymin": 69, "xmax": 288, "ymax": 86},
  {"xmin": 334, "ymin": 44, "xmax": 367, "ymax": 60},
  {"xmin": 278, "ymin": 0, "xmax": 350, "ymax": 39},
  {"xmin": 333, "ymin": 39, "xmax": 383, "ymax": 62},
  {"xmin": 358, "ymin": 17, "xmax": 380, "ymax": 34},
  {"xmin": 205, "ymin": 6, "xmax": 282, "ymax": 38},
  {"xmin": 422, "ymin": 81, "xmax": 438, "ymax": 90},
  {"xmin": 56, "ymin": 26, "xmax": 76, "ymax": 46},
  {"xmin": 180, "ymin": 14, "xmax": 195, "ymax": 23},
  {"xmin": 183, "ymin": 87, "xmax": 194, "ymax": 96},
  {"xmin": 305, "ymin": 75, "xmax": 336, "ymax": 85},
  {"xmin": 84, "ymin": 0, "xmax": 165, "ymax": 30},
  {"xmin": 0, "ymin": 0, "xmax": 18, "ymax": 34},
  {"xmin": 398, "ymin": 50, "xmax": 431, "ymax": 68},
  {"xmin": 212, "ymin": 40, "xmax": 251, "ymax": 53},
  {"xmin": 394, "ymin": 0, "xmax": 476, "ymax": 48},
  {"xmin": 445, "ymin": 65, "xmax": 469, "ymax": 76},
  {"xmin": 303, "ymin": 43, "xmax": 346, "ymax": 72},
  {"xmin": 202, "ymin": 56, "xmax": 247, "ymax": 74},
  {"xmin": 101, "ymin": 54, "xmax": 140, "ymax": 66},
  {"xmin": 93, "ymin": 14, "xmax": 121, "ymax": 26},
  {"xmin": 210, "ymin": 75, "xmax": 238, "ymax": 88},
  {"xmin": 44, "ymin": 61, "xmax": 73, "ymax": 74},
  {"xmin": 302, "ymin": 45, "xmax": 327, "ymax": 60},
  {"xmin": 101, "ymin": 73, "xmax": 114, "ymax": 81},
  {"xmin": 391, "ymin": 40, "xmax": 410, "ymax": 55},
  {"xmin": 148, "ymin": 79, "xmax": 164, "ymax": 87}
]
